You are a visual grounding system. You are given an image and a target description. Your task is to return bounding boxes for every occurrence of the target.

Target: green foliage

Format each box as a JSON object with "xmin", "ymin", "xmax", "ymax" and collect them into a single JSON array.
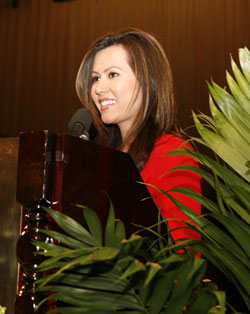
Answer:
[
  {"xmin": 164, "ymin": 47, "xmax": 250, "ymax": 311},
  {"xmin": 34, "ymin": 206, "xmax": 223, "ymax": 313},
  {"xmin": 0, "ymin": 306, "xmax": 6, "ymax": 314}
]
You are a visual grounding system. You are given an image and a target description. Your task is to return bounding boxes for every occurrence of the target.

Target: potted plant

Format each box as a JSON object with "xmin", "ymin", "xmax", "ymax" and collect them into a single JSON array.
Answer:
[
  {"xmin": 34, "ymin": 203, "xmax": 224, "ymax": 313},
  {"xmin": 162, "ymin": 47, "xmax": 250, "ymax": 312}
]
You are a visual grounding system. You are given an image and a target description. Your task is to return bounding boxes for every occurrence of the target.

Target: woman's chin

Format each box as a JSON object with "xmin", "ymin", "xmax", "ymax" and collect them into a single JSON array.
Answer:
[{"xmin": 101, "ymin": 115, "xmax": 116, "ymax": 125}]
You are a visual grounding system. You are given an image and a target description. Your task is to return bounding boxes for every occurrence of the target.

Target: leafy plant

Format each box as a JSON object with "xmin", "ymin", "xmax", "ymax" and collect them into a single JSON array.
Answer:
[
  {"xmin": 0, "ymin": 306, "xmax": 6, "ymax": 314},
  {"xmin": 34, "ymin": 204, "xmax": 224, "ymax": 314},
  {"xmin": 162, "ymin": 47, "xmax": 250, "ymax": 311}
]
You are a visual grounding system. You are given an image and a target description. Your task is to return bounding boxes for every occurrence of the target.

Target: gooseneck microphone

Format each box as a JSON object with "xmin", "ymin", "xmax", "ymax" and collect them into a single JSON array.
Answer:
[{"xmin": 68, "ymin": 108, "xmax": 93, "ymax": 140}]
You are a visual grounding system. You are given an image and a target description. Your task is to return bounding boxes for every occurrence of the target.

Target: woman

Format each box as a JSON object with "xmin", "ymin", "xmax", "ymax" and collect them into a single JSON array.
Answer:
[{"xmin": 75, "ymin": 28, "xmax": 201, "ymax": 243}]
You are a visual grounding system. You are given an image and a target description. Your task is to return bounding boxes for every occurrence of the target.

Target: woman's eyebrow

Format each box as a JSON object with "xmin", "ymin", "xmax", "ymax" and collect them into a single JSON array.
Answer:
[{"xmin": 91, "ymin": 66, "xmax": 122, "ymax": 75}]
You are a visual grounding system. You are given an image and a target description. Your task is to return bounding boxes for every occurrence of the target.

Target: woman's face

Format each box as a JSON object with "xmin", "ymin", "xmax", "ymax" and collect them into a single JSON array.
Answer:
[{"xmin": 90, "ymin": 45, "xmax": 142, "ymax": 139}]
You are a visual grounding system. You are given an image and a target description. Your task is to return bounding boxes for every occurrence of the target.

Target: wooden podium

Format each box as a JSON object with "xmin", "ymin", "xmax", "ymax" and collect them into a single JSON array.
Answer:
[
  {"xmin": 0, "ymin": 131, "xmax": 157, "ymax": 313},
  {"xmin": 0, "ymin": 137, "xmax": 20, "ymax": 314}
]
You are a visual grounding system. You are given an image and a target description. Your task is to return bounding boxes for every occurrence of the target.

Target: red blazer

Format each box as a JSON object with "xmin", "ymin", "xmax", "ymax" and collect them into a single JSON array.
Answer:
[{"xmin": 140, "ymin": 133, "xmax": 201, "ymax": 243}]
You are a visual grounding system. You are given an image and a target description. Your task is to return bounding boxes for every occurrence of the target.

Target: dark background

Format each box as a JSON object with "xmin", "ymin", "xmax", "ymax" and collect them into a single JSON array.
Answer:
[
  {"xmin": 0, "ymin": 0, "xmax": 249, "ymax": 137},
  {"xmin": 0, "ymin": 1, "xmax": 249, "ymax": 311}
]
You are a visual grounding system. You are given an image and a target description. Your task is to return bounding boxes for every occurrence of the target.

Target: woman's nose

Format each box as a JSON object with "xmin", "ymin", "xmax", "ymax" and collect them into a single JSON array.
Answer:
[{"xmin": 94, "ymin": 78, "xmax": 108, "ymax": 94}]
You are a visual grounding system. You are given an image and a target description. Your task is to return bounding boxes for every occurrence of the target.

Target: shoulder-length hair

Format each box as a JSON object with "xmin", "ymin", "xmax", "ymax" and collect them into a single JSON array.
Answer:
[{"xmin": 76, "ymin": 28, "xmax": 177, "ymax": 171}]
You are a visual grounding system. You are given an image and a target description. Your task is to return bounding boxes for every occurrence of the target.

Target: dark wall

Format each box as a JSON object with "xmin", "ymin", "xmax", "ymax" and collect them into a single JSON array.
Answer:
[{"xmin": 0, "ymin": 0, "xmax": 249, "ymax": 136}]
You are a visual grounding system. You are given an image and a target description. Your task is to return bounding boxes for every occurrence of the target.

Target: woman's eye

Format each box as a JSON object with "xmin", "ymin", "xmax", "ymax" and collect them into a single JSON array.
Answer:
[
  {"xmin": 109, "ymin": 72, "xmax": 118, "ymax": 78},
  {"xmin": 91, "ymin": 76, "xmax": 99, "ymax": 84}
]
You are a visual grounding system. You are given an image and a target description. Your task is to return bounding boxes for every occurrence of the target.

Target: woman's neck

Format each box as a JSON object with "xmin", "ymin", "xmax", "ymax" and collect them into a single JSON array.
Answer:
[{"xmin": 121, "ymin": 144, "xmax": 129, "ymax": 153}]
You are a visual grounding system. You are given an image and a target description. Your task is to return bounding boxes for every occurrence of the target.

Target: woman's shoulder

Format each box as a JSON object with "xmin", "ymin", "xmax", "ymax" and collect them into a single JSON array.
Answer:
[
  {"xmin": 152, "ymin": 133, "xmax": 191, "ymax": 157},
  {"xmin": 141, "ymin": 132, "xmax": 197, "ymax": 180}
]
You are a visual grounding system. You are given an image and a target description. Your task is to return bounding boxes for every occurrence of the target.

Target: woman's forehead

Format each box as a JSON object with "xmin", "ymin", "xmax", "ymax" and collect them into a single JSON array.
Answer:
[{"xmin": 92, "ymin": 45, "xmax": 132, "ymax": 72}]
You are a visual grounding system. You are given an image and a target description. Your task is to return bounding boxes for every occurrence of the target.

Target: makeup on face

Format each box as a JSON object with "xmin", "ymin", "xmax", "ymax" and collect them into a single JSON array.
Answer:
[{"xmin": 91, "ymin": 45, "xmax": 142, "ymax": 139}]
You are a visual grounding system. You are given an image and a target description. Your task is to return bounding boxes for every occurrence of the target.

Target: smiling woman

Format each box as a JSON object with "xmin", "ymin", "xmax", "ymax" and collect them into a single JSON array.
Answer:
[{"xmin": 75, "ymin": 28, "xmax": 201, "ymax": 243}]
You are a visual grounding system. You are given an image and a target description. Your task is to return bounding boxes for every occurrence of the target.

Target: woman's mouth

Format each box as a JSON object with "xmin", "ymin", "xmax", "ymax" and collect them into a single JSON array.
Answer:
[{"xmin": 100, "ymin": 99, "xmax": 116, "ymax": 110}]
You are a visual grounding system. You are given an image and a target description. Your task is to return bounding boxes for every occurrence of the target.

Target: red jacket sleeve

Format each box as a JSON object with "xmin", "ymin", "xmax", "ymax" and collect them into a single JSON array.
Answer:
[{"xmin": 140, "ymin": 134, "xmax": 201, "ymax": 243}]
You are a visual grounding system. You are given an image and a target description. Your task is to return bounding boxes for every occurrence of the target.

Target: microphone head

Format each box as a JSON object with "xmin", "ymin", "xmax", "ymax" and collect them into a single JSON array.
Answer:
[{"xmin": 68, "ymin": 108, "xmax": 93, "ymax": 136}]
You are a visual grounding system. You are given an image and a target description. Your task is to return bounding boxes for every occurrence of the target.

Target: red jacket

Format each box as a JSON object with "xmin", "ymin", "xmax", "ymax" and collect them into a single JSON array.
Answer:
[{"xmin": 140, "ymin": 133, "xmax": 201, "ymax": 243}]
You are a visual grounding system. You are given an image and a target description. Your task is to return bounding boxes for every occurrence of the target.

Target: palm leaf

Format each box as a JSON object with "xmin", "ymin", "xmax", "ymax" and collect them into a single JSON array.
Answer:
[
  {"xmin": 37, "ymin": 247, "xmax": 120, "ymax": 288},
  {"xmin": 40, "ymin": 285, "xmax": 144, "ymax": 311},
  {"xmin": 46, "ymin": 308, "xmax": 116, "ymax": 314},
  {"xmin": 239, "ymin": 47, "xmax": 250, "ymax": 84},
  {"xmin": 209, "ymin": 94, "xmax": 250, "ymax": 158},
  {"xmin": 104, "ymin": 199, "xmax": 116, "ymax": 247},
  {"xmin": 231, "ymin": 53, "xmax": 250, "ymax": 99},
  {"xmin": 166, "ymin": 148, "xmax": 250, "ymax": 190},
  {"xmin": 114, "ymin": 219, "xmax": 126, "ymax": 247},
  {"xmin": 34, "ymin": 204, "xmax": 223, "ymax": 313},
  {"xmin": 42, "ymin": 207, "xmax": 99, "ymax": 246},
  {"xmin": 82, "ymin": 207, "xmax": 103, "ymax": 245},
  {"xmin": 38, "ymin": 229, "xmax": 92, "ymax": 249},
  {"xmin": 144, "ymin": 262, "xmax": 162, "ymax": 286},
  {"xmin": 218, "ymin": 185, "xmax": 250, "ymax": 224},
  {"xmin": 231, "ymin": 185, "xmax": 250, "ymax": 213},
  {"xmin": 119, "ymin": 258, "xmax": 145, "ymax": 281},
  {"xmin": 37, "ymin": 272, "xmax": 128, "ymax": 293},
  {"xmin": 162, "ymin": 258, "xmax": 207, "ymax": 314},
  {"xmin": 208, "ymin": 81, "xmax": 250, "ymax": 142},
  {"xmin": 193, "ymin": 113, "xmax": 250, "ymax": 182},
  {"xmin": 146, "ymin": 268, "xmax": 178, "ymax": 314},
  {"xmin": 155, "ymin": 187, "xmax": 249, "ymax": 268},
  {"xmin": 226, "ymin": 70, "xmax": 250, "ymax": 115}
]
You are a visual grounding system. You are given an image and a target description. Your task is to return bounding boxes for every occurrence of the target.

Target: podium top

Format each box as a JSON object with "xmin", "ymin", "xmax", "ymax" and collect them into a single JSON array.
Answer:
[{"xmin": 17, "ymin": 131, "xmax": 157, "ymax": 234}]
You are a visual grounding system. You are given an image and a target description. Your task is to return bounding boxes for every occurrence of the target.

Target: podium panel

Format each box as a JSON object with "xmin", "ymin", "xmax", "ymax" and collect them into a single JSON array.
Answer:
[
  {"xmin": 3, "ymin": 131, "xmax": 157, "ymax": 313},
  {"xmin": 53, "ymin": 133, "xmax": 157, "ymax": 233},
  {"xmin": 0, "ymin": 137, "xmax": 20, "ymax": 314}
]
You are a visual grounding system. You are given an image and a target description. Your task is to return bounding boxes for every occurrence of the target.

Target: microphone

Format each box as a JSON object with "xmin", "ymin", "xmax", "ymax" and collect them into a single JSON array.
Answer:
[{"xmin": 68, "ymin": 108, "xmax": 93, "ymax": 140}]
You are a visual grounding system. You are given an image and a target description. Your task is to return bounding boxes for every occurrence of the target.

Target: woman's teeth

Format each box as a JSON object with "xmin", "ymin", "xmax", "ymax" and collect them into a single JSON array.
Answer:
[{"xmin": 100, "ymin": 100, "xmax": 116, "ymax": 107}]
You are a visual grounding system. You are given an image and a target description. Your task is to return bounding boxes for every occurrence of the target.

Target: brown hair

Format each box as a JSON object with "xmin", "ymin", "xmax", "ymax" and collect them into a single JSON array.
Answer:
[{"xmin": 76, "ymin": 28, "xmax": 177, "ymax": 170}]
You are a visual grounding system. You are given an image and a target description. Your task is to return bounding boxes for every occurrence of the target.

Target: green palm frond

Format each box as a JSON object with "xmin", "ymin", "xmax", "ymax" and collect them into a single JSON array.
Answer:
[
  {"xmin": 239, "ymin": 47, "xmax": 250, "ymax": 85},
  {"xmin": 165, "ymin": 47, "xmax": 250, "ymax": 311},
  {"xmin": 34, "ymin": 204, "xmax": 224, "ymax": 314}
]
